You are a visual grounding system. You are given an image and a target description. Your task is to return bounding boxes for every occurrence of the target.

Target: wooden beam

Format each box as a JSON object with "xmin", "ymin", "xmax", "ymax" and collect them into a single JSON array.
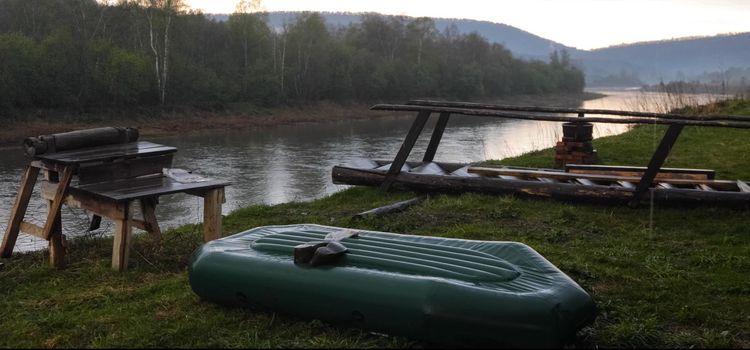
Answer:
[
  {"xmin": 381, "ymin": 111, "xmax": 431, "ymax": 191},
  {"xmin": 44, "ymin": 170, "xmax": 66, "ymax": 268},
  {"xmin": 371, "ymin": 104, "xmax": 750, "ymax": 129},
  {"xmin": 406, "ymin": 99, "xmax": 750, "ymax": 122},
  {"xmin": 203, "ymin": 188, "xmax": 224, "ymax": 242},
  {"xmin": 111, "ymin": 204, "xmax": 132, "ymax": 271},
  {"xmin": 423, "ymin": 112, "xmax": 450, "ymax": 162},
  {"xmin": 140, "ymin": 198, "xmax": 161, "ymax": 237},
  {"xmin": 41, "ymin": 167, "xmax": 74, "ymax": 241},
  {"xmin": 629, "ymin": 125, "xmax": 684, "ymax": 207},
  {"xmin": 19, "ymin": 222, "xmax": 45, "ymax": 238},
  {"xmin": 1, "ymin": 166, "xmax": 40, "ymax": 258}
]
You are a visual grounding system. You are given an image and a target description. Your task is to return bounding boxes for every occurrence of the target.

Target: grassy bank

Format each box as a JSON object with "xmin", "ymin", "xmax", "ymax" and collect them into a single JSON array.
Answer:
[{"xmin": 1, "ymin": 99, "xmax": 748, "ymax": 348}]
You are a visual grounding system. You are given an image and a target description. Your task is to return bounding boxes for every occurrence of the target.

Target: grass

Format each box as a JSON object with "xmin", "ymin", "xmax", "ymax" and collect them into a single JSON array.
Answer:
[{"xmin": 1, "ymin": 98, "xmax": 749, "ymax": 348}]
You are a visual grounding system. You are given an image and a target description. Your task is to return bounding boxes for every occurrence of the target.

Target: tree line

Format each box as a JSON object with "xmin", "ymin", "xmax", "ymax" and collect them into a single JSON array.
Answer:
[{"xmin": 0, "ymin": 0, "xmax": 585, "ymax": 113}]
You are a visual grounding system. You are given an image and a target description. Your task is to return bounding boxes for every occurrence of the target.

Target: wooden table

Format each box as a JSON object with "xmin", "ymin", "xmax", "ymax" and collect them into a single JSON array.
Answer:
[{"xmin": 1, "ymin": 141, "xmax": 230, "ymax": 271}]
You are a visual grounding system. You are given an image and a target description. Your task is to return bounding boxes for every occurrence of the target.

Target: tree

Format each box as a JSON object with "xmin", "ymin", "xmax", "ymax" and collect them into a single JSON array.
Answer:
[{"xmin": 140, "ymin": 0, "xmax": 186, "ymax": 104}]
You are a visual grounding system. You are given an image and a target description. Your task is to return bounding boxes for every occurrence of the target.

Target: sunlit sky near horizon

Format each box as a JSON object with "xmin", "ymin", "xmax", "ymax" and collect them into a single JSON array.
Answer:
[{"xmin": 185, "ymin": 0, "xmax": 750, "ymax": 50}]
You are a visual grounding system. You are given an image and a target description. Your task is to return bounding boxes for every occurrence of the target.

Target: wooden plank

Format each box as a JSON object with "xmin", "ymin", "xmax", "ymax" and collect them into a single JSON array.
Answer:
[
  {"xmin": 73, "ymin": 176, "xmax": 230, "ymax": 203},
  {"xmin": 352, "ymin": 196, "xmax": 426, "ymax": 220},
  {"xmin": 1, "ymin": 166, "xmax": 40, "ymax": 258},
  {"xmin": 203, "ymin": 188, "xmax": 224, "ymax": 242},
  {"xmin": 467, "ymin": 166, "xmax": 739, "ymax": 190},
  {"xmin": 630, "ymin": 125, "xmax": 684, "ymax": 207},
  {"xmin": 566, "ymin": 164, "xmax": 714, "ymax": 180},
  {"xmin": 19, "ymin": 222, "xmax": 45, "ymax": 238},
  {"xmin": 422, "ymin": 112, "xmax": 450, "ymax": 162},
  {"xmin": 41, "ymin": 167, "xmax": 74, "ymax": 240},
  {"xmin": 111, "ymin": 204, "xmax": 132, "ymax": 271},
  {"xmin": 77, "ymin": 154, "xmax": 173, "ymax": 185},
  {"xmin": 41, "ymin": 181, "xmax": 128, "ymax": 220},
  {"xmin": 37, "ymin": 141, "xmax": 176, "ymax": 165},
  {"xmin": 738, "ymin": 180, "xmax": 750, "ymax": 193},
  {"xmin": 381, "ymin": 111, "xmax": 431, "ymax": 191}
]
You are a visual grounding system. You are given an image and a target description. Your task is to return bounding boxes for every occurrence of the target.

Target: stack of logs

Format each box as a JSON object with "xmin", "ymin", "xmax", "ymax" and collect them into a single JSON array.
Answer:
[{"xmin": 555, "ymin": 121, "xmax": 598, "ymax": 168}]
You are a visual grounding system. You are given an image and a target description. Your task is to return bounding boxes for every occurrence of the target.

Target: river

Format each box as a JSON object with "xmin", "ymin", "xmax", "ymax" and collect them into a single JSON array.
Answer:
[{"xmin": 0, "ymin": 89, "xmax": 723, "ymax": 252}]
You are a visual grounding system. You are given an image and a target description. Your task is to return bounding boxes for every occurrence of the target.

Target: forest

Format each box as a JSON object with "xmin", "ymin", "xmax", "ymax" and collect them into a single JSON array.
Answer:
[{"xmin": 0, "ymin": 0, "xmax": 585, "ymax": 113}]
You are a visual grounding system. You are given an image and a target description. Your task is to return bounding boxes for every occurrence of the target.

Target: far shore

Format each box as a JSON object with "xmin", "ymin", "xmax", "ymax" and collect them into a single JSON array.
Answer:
[{"xmin": 0, "ymin": 92, "xmax": 604, "ymax": 149}]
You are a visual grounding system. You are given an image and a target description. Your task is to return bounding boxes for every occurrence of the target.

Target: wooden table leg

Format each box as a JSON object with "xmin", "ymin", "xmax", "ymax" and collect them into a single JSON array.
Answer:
[
  {"xmin": 1, "ymin": 165, "xmax": 40, "ymax": 258},
  {"xmin": 45, "ymin": 168, "xmax": 73, "ymax": 268},
  {"xmin": 203, "ymin": 188, "xmax": 224, "ymax": 242},
  {"xmin": 112, "ymin": 202, "xmax": 132, "ymax": 271}
]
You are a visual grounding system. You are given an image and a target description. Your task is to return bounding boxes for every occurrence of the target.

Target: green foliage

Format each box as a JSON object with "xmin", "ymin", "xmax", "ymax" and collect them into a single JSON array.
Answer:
[{"xmin": 0, "ymin": 1, "xmax": 585, "ymax": 113}]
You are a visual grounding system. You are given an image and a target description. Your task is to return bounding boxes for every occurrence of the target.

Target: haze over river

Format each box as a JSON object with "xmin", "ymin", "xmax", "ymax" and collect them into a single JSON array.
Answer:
[{"xmin": 0, "ymin": 89, "xmax": 722, "ymax": 252}]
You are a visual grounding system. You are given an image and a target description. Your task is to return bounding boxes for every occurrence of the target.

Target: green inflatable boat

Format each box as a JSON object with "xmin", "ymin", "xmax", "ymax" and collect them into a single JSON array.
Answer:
[{"xmin": 189, "ymin": 224, "xmax": 595, "ymax": 348}]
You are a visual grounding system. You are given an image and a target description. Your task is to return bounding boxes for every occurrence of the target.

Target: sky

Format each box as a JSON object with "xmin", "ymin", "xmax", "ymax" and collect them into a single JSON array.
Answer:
[{"xmin": 185, "ymin": 0, "xmax": 750, "ymax": 50}]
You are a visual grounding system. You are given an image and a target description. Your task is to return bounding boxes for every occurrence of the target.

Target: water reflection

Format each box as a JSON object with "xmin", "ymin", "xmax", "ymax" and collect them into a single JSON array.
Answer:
[{"xmin": 0, "ymin": 89, "xmax": 723, "ymax": 251}]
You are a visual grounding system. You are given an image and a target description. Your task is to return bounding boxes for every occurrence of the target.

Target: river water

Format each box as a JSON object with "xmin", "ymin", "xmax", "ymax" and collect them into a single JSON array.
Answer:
[{"xmin": 0, "ymin": 89, "xmax": 722, "ymax": 252}]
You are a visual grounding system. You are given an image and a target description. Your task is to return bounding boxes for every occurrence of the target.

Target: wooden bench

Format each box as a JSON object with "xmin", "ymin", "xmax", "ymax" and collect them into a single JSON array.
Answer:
[{"xmin": 1, "ymin": 141, "xmax": 230, "ymax": 271}]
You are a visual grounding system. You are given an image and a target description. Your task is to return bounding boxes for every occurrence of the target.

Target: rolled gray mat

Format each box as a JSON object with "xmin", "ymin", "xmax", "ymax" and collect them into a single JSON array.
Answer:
[{"xmin": 23, "ymin": 127, "xmax": 139, "ymax": 157}]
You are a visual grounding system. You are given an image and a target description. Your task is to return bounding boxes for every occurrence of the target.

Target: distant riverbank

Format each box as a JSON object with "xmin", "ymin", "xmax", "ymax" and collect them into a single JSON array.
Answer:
[{"xmin": 0, "ymin": 92, "xmax": 603, "ymax": 148}]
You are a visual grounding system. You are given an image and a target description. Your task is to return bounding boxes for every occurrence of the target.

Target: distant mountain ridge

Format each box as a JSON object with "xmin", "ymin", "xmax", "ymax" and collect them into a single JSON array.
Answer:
[{"xmin": 208, "ymin": 11, "xmax": 750, "ymax": 86}]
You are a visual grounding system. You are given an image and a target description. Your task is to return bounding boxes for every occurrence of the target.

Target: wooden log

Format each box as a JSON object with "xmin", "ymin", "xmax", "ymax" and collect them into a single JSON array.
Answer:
[
  {"xmin": 1, "ymin": 166, "xmax": 40, "ymax": 258},
  {"xmin": 24, "ymin": 127, "xmax": 139, "ymax": 157},
  {"xmin": 370, "ymin": 104, "xmax": 750, "ymax": 129},
  {"xmin": 405, "ymin": 99, "xmax": 750, "ymax": 123},
  {"xmin": 352, "ymin": 196, "xmax": 427, "ymax": 220}
]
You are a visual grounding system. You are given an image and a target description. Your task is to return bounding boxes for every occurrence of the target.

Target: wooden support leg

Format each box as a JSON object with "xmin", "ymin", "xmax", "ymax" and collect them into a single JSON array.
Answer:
[
  {"xmin": 381, "ymin": 111, "xmax": 431, "ymax": 191},
  {"xmin": 44, "ymin": 170, "xmax": 68, "ymax": 268},
  {"xmin": 203, "ymin": 188, "xmax": 224, "ymax": 242},
  {"xmin": 140, "ymin": 198, "xmax": 161, "ymax": 238},
  {"xmin": 1, "ymin": 165, "xmax": 40, "ymax": 258},
  {"xmin": 423, "ymin": 112, "xmax": 450, "ymax": 162},
  {"xmin": 112, "ymin": 202, "xmax": 132, "ymax": 271},
  {"xmin": 88, "ymin": 215, "xmax": 102, "ymax": 231},
  {"xmin": 629, "ymin": 124, "xmax": 684, "ymax": 207}
]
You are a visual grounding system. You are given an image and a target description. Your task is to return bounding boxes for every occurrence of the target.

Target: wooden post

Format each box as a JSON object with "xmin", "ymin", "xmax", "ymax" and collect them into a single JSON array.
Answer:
[
  {"xmin": 111, "ymin": 202, "xmax": 132, "ymax": 271},
  {"xmin": 423, "ymin": 112, "xmax": 450, "ymax": 162},
  {"xmin": 1, "ymin": 166, "xmax": 40, "ymax": 258},
  {"xmin": 203, "ymin": 188, "xmax": 224, "ymax": 242},
  {"xmin": 629, "ymin": 124, "xmax": 685, "ymax": 207},
  {"xmin": 381, "ymin": 111, "xmax": 431, "ymax": 191},
  {"xmin": 44, "ymin": 170, "xmax": 67, "ymax": 268}
]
